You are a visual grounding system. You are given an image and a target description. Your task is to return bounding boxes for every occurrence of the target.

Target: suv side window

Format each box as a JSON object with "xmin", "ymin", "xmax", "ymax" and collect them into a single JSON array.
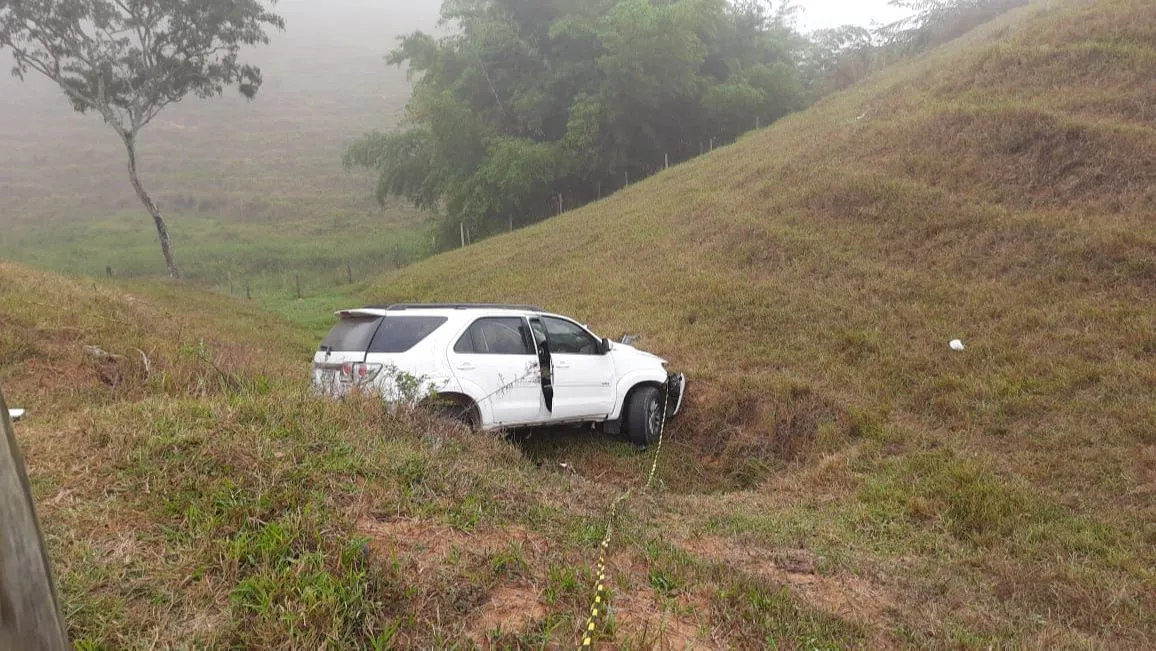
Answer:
[
  {"xmin": 454, "ymin": 317, "xmax": 534, "ymax": 355},
  {"xmin": 542, "ymin": 317, "xmax": 600, "ymax": 355},
  {"xmin": 368, "ymin": 316, "xmax": 448, "ymax": 353}
]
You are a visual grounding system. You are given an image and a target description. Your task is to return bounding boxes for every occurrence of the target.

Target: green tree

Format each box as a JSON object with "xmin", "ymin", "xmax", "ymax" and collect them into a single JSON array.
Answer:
[
  {"xmin": 348, "ymin": 0, "xmax": 810, "ymax": 248},
  {"xmin": 803, "ymin": 25, "xmax": 877, "ymax": 95},
  {"xmin": 0, "ymin": 0, "xmax": 284, "ymax": 278}
]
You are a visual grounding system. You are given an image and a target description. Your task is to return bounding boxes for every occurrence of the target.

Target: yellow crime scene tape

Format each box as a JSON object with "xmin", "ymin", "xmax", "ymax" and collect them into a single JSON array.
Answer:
[{"xmin": 579, "ymin": 389, "xmax": 670, "ymax": 648}]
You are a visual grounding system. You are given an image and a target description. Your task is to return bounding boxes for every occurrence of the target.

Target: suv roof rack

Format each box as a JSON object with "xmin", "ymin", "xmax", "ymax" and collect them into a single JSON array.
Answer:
[{"xmin": 363, "ymin": 303, "xmax": 546, "ymax": 312}]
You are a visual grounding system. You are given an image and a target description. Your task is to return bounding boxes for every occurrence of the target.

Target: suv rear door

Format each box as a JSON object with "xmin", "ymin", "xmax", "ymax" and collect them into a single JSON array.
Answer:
[
  {"xmin": 313, "ymin": 310, "xmax": 449, "ymax": 397},
  {"xmin": 448, "ymin": 316, "xmax": 545, "ymax": 426},
  {"xmin": 313, "ymin": 312, "xmax": 379, "ymax": 394}
]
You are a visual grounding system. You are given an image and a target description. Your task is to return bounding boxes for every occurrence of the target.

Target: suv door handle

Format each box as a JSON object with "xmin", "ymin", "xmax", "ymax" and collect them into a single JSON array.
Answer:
[
  {"xmin": 555, "ymin": 362, "xmax": 572, "ymax": 369},
  {"xmin": 456, "ymin": 363, "xmax": 476, "ymax": 371}
]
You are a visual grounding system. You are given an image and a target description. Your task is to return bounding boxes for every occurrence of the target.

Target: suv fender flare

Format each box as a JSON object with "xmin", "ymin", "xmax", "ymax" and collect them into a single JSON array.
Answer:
[
  {"xmin": 610, "ymin": 370, "xmax": 669, "ymax": 421},
  {"xmin": 427, "ymin": 376, "xmax": 493, "ymax": 427}
]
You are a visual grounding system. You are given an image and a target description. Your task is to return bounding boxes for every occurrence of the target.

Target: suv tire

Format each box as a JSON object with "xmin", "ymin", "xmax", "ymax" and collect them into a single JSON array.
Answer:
[
  {"xmin": 625, "ymin": 385, "xmax": 663, "ymax": 446},
  {"xmin": 428, "ymin": 396, "xmax": 480, "ymax": 432}
]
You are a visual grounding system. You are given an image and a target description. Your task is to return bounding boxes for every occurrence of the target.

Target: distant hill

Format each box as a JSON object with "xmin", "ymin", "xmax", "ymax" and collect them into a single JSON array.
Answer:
[
  {"xmin": 0, "ymin": 0, "xmax": 440, "ymax": 230},
  {"xmin": 363, "ymin": 0, "xmax": 1156, "ymax": 644}
]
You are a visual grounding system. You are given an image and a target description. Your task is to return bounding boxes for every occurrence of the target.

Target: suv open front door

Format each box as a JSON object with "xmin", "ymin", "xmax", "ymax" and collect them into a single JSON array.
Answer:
[
  {"xmin": 530, "ymin": 316, "xmax": 616, "ymax": 421},
  {"xmin": 528, "ymin": 317, "xmax": 553, "ymax": 413},
  {"xmin": 666, "ymin": 372, "xmax": 686, "ymax": 418}
]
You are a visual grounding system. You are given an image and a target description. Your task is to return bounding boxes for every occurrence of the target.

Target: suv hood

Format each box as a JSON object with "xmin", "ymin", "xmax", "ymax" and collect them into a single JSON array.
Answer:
[{"xmin": 610, "ymin": 342, "xmax": 666, "ymax": 365}]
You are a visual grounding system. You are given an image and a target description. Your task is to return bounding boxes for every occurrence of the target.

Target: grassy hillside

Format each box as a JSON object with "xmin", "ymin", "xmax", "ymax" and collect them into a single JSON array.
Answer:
[
  {"xmin": 0, "ymin": 0, "xmax": 441, "ymax": 288},
  {"xmin": 1, "ymin": 262, "xmax": 873, "ymax": 649},
  {"xmin": 358, "ymin": 0, "xmax": 1156, "ymax": 645},
  {"xmin": 3, "ymin": 0, "xmax": 1154, "ymax": 647}
]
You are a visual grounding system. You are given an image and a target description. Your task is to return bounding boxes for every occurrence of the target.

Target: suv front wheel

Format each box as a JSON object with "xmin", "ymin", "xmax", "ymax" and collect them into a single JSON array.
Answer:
[{"xmin": 625, "ymin": 385, "xmax": 663, "ymax": 446}]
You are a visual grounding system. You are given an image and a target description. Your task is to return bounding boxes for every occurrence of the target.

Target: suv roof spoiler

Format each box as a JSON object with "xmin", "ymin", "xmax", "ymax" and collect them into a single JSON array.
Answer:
[{"xmin": 363, "ymin": 303, "xmax": 546, "ymax": 312}]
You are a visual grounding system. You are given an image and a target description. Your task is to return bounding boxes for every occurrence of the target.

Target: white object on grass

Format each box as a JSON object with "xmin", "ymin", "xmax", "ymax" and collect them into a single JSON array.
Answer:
[
  {"xmin": 949, "ymin": 339, "xmax": 966, "ymax": 352},
  {"xmin": 8, "ymin": 409, "xmax": 25, "ymax": 422}
]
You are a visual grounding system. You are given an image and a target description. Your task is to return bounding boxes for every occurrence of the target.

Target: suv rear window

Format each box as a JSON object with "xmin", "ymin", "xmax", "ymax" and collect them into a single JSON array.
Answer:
[
  {"xmin": 368, "ymin": 316, "xmax": 448, "ymax": 353},
  {"xmin": 320, "ymin": 316, "xmax": 381, "ymax": 352},
  {"xmin": 320, "ymin": 315, "xmax": 447, "ymax": 353}
]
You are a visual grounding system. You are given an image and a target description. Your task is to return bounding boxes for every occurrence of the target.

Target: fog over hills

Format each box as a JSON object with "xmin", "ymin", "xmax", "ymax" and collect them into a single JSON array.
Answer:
[{"xmin": 0, "ymin": 0, "xmax": 441, "ymax": 228}]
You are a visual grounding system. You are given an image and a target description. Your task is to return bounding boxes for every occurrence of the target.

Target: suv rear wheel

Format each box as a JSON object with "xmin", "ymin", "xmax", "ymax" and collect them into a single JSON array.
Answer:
[
  {"xmin": 625, "ymin": 385, "xmax": 663, "ymax": 446},
  {"xmin": 425, "ymin": 395, "xmax": 480, "ymax": 431}
]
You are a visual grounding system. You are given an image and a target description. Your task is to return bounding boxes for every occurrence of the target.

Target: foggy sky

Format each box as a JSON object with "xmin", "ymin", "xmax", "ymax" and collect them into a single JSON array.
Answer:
[
  {"xmin": 794, "ymin": 0, "xmax": 913, "ymax": 32},
  {"xmin": 0, "ymin": 0, "xmax": 909, "ymax": 125}
]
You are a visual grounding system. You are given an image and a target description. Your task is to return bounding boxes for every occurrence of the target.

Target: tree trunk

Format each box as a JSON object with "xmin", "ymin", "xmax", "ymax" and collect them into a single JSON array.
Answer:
[
  {"xmin": 123, "ymin": 134, "xmax": 180, "ymax": 279},
  {"xmin": 0, "ymin": 388, "xmax": 70, "ymax": 650}
]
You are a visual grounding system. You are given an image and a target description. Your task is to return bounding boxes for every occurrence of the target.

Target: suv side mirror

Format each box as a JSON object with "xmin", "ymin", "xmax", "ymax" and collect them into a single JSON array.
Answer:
[{"xmin": 600, "ymin": 337, "xmax": 612, "ymax": 355}]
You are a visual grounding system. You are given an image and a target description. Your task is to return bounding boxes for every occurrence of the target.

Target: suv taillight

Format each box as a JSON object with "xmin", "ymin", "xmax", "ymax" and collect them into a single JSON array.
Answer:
[{"xmin": 341, "ymin": 362, "xmax": 383, "ymax": 385}]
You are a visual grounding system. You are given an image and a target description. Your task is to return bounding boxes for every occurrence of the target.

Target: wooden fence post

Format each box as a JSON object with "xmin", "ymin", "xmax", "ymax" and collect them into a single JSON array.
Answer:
[{"xmin": 0, "ymin": 387, "xmax": 70, "ymax": 650}]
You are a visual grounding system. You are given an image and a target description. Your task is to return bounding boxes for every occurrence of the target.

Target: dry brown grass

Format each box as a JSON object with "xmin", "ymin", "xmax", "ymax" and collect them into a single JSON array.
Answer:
[
  {"xmin": 355, "ymin": 0, "xmax": 1156, "ymax": 645},
  {"xmin": 5, "ymin": 0, "xmax": 1156, "ymax": 646},
  {"xmin": 3, "ymin": 263, "xmax": 869, "ymax": 648},
  {"xmin": 0, "ymin": 263, "xmax": 310, "ymax": 409}
]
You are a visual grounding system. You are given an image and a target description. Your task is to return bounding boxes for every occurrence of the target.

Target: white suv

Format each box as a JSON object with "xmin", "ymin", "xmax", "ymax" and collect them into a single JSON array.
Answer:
[{"xmin": 312, "ymin": 304, "xmax": 685, "ymax": 444}]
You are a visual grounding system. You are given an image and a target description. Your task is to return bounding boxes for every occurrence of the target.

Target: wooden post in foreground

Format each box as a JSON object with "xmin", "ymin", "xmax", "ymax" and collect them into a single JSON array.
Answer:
[{"xmin": 0, "ymin": 387, "xmax": 70, "ymax": 650}]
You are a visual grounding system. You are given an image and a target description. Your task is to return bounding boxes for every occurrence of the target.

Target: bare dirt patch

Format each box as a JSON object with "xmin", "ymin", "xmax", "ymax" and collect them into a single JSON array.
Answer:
[
  {"xmin": 613, "ymin": 588, "xmax": 719, "ymax": 650},
  {"xmin": 680, "ymin": 536, "xmax": 895, "ymax": 625},
  {"xmin": 357, "ymin": 518, "xmax": 550, "ymax": 571},
  {"xmin": 357, "ymin": 518, "xmax": 468, "ymax": 575},
  {"xmin": 594, "ymin": 550, "xmax": 721, "ymax": 649},
  {"xmin": 469, "ymin": 583, "xmax": 547, "ymax": 647},
  {"xmin": 1129, "ymin": 444, "xmax": 1156, "ymax": 506},
  {"xmin": 358, "ymin": 518, "xmax": 555, "ymax": 642}
]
